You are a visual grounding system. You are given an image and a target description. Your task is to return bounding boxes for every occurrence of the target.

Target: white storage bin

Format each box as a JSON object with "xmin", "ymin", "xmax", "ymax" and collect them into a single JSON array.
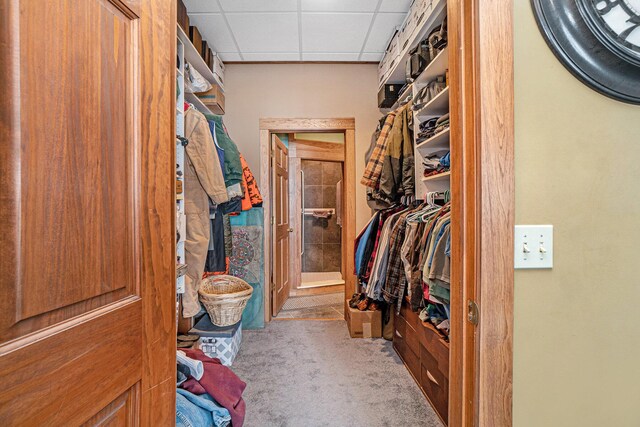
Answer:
[{"xmin": 191, "ymin": 316, "xmax": 242, "ymax": 366}]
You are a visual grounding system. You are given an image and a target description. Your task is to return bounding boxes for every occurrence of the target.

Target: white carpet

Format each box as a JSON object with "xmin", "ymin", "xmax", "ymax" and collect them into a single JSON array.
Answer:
[{"xmin": 232, "ymin": 320, "xmax": 443, "ymax": 427}]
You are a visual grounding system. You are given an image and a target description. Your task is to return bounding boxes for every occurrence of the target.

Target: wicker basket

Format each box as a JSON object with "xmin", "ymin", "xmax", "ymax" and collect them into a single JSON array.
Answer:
[{"xmin": 198, "ymin": 275, "xmax": 253, "ymax": 327}]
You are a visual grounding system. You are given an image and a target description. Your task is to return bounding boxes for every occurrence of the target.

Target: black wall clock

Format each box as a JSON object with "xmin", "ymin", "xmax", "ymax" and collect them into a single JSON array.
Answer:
[{"xmin": 531, "ymin": 0, "xmax": 640, "ymax": 104}]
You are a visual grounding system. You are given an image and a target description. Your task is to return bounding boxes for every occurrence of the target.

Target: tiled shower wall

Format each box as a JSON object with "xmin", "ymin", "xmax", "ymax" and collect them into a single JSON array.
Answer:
[{"xmin": 301, "ymin": 160, "xmax": 342, "ymax": 273}]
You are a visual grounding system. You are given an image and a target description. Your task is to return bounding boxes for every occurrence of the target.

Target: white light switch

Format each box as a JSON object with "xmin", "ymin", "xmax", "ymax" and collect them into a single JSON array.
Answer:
[{"xmin": 514, "ymin": 225, "xmax": 553, "ymax": 269}]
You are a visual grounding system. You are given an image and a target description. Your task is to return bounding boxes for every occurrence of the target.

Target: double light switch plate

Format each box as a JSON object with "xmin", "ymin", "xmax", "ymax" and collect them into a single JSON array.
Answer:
[{"xmin": 514, "ymin": 225, "xmax": 553, "ymax": 269}]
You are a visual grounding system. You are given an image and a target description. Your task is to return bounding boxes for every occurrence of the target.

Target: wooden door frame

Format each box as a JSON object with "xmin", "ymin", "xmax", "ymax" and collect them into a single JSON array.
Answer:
[
  {"xmin": 448, "ymin": 0, "xmax": 514, "ymax": 426},
  {"xmin": 259, "ymin": 119, "xmax": 356, "ymax": 322}
]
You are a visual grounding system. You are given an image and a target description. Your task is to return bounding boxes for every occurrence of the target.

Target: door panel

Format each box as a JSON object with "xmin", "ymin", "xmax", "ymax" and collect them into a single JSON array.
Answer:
[
  {"xmin": 272, "ymin": 135, "xmax": 290, "ymax": 315},
  {"xmin": 11, "ymin": 0, "xmax": 137, "ymax": 326},
  {"xmin": 0, "ymin": 0, "xmax": 174, "ymax": 424}
]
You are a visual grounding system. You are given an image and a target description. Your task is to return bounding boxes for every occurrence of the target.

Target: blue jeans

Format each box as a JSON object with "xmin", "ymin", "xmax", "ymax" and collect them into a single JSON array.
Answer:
[{"xmin": 176, "ymin": 389, "xmax": 231, "ymax": 427}]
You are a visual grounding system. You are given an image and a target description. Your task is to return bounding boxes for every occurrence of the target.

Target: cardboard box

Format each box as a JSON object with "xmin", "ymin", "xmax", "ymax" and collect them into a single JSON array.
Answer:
[
  {"xmin": 211, "ymin": 54, "xmax": 225, "ymax": 88},
  {"xmin": 177, "ymin": 0, "xmax": 189, "ymax": 33},
  {"xmin": 202, "ymin": 40, "xmax": 209, "ymax": 63},
  {"xmin": 346, "ymin": 301, "xmax": 382, "ymax": 338},
  {"xmin": 189, "ymin": 26, "xmax": 203, "ymax": 56},
  {"xmin": 197, "ymin": 84, "xmax": 225, "ymax": 115}
]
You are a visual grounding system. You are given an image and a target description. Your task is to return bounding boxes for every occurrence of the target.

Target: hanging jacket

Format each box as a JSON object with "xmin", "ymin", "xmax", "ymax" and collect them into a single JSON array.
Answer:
[
  {"xmin": 184, "ymin": 108, "xmax": 229, "ymax": 208},
  {"xmin": 205, "ymin": 114, "xmax": 243, "ymax": 186},
  {"xmin": 240, "ymin": 154, "xmax": 263, "ymax": 210},
  {"xmin": 379, "ymin": 104, "xmax": 415, "ymax": 203},
  {"xmin": 361, "ymin": 112, "xmax": 396, "ymax": 189}
]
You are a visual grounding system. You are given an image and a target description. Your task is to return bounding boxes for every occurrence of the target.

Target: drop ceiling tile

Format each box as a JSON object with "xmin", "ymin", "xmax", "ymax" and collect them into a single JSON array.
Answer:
[
  {"xmin": 379, "ymin": 0, "xmax": 412, "ymax": 12},
  {"xmin": 188, "ymin": 14, "xmax": 237, "ymax": 52},
  {"xmin": 217, "ymin": 52, "xmax": 242, "ymax": 61},
  {"xmin": 219, "ymin": 0, "xmax": 297, "ymax": 12},
  {"xmin": 301, "ymin": 13, "xmax": 373, "ymax": 52},
  {"xmin": 226, "ymin": 13, "xmax": 299, "ymax": 53},
  {"xmin": 360, "ymin": 52, "xmax": 384, "ymax": 61},
  {"xmin": 363, "ymin": 12, "xmax": 405, "ymax": 52},
  {"xmin": 183, "ymin": 0, "xmax": 220, "ymax": 13},
  {"xmin": 302, "ymin": 52, "xmax": 360, "ymax": 61},
  {"xmin": 301, "ymin": 0, "xmax": 378, "ymax": 12},
  {"xmin": 242, "ymin": 52, "xmax": 301, "ymax": 61}
]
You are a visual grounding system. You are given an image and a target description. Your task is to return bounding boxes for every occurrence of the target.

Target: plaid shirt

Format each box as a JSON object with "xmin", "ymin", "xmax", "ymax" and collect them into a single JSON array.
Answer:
[
  {"xmin": 362, "ymin": 206, "xmax": 404, "ymax": 280},
  {"xmin": 361, "ymin": 112, "xmax": 397, "ymax": 189},
  {"xmin": 382, "ymin": 212, "xmax": 410, "ymax": 305}
]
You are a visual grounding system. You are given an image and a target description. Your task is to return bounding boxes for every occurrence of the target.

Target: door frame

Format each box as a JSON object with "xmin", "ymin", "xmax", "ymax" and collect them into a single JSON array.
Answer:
[
  {"xmin": 448, "ymin": 0, "xmax": 514, "ymax": 425},
  {"xmin": 259, "ymin": 118, "xmax": 356, "ymax": 322}
]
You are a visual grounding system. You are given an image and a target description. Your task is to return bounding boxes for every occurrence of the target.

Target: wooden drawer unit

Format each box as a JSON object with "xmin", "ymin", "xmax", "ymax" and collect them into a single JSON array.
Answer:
[
  {"xmin": 420, "ymin": 341, "xmax": 449, "ymax": 424},
  {"xmin": 393, "ymin": 300, "xmax": 450, "ymax": 425}
]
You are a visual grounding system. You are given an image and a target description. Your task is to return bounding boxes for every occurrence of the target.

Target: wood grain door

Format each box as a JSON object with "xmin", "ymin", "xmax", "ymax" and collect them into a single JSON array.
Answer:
[
  {"xmin": 272, "ymin": 135, "xmax": 291, "ymax": 315},
  {"xmin": 0, "ymin": 0, "xmax": 176, "ymax": 425}
]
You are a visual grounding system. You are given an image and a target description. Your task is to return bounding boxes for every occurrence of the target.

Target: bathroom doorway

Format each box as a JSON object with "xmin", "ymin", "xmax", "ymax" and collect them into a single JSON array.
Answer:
[
  {"xmin": 259, "ymin": 119, "xmax": 357, "ymax": 322},
  {"xmin": 280, "ymin": 133, "xmax": 345, "ymax": 319}
]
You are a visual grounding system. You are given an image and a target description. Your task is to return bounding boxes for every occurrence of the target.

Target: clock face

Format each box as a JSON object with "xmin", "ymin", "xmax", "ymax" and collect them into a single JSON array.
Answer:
[{"xmin": 580, "ymin": 0, "xmax": 640, "ymax": 65}]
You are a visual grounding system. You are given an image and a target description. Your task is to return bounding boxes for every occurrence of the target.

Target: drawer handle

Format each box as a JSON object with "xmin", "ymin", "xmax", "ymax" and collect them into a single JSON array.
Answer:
[{"xmin": 426, "ymin": 370, "xmax": 439, "ymax": 386}]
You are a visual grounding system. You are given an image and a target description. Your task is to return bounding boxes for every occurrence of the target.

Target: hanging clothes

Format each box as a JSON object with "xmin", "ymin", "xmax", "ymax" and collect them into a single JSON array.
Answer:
[
  {"xmin": 183, "ymin": 106, "xmax": 228, "ymax": 318},
  {"xmin": 379, "ymin": 104, "xmax": 415, "ymax": 204},
  {"xmin": 206, "ymin": 115, "xmax": 243, "ymax": 188},
  {"xmin": 239, "ymin": 154, "xmax": 263, "ymax": 211}
]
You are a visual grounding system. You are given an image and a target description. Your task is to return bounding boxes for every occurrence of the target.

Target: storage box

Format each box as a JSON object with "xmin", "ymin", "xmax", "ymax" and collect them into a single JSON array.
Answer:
[
  {"xmin": 346, "ymin": 301, "xmax": 382, "ymax": 338},
  {"xmin": 189, "ymin": 26, "xmax": 203, "ymax": 56},
  {"xmin": 378, "ymin": 83, "xmax": 402, "ymax": 109},
  {"xmin": 201, "ymin": 40, "xmax": 209, "ymax": 62},
  {"xmin": 211, "ymin": 54, "xmax": 225, "ymax": 88},
  {"xmin": 190, "ymin": 316, "xmax": 242, "ymax": 366},
  {"xmin": 177, "ymin": 0, "xmax": 189, "ymax": 33},
  {"xmin": 197, "ymin": 84, "xmax": 225, "ymax": 114}
]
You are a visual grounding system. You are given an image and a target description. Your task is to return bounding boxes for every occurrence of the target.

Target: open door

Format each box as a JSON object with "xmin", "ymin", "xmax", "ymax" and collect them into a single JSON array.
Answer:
[
  {"xmin": 272, "ymin": 134, "xmax": 291, "ymax": 316},
  {"xmin": 0, "ymin": 0, "xmax": 175, "ymax": 424}
]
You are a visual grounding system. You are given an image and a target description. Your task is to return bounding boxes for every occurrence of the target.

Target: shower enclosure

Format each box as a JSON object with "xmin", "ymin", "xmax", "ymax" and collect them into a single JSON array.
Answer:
[{"xmin": 300, "ymin": 160, "xmax": 344, "ymax": 288}]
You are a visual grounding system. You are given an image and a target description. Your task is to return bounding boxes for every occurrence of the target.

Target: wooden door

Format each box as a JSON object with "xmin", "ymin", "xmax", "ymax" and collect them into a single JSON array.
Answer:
[
  {"xmin": 272, "ymin": 135, "xmax": 291, "ymax": 315},
  {"xmin": 0, "ymin": 0, "xmax": 176, "ymax": 425}
]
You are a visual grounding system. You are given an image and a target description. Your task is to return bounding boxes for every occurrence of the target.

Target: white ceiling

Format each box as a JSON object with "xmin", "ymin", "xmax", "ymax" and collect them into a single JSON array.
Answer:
[{"xmin": 184, "ymin": 0, "xmax": 411, "ymax": 62}]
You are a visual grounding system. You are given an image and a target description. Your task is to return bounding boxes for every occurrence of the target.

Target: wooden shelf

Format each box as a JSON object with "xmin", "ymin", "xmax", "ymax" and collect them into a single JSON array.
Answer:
[
  {"xmin": 176, "ymin": 67, "xmax": 183, "ymax": 77},
  {"xmin": 416, "ymin": 128, "xmax": 450, "ymax": 155},
  {"xmin": 379, "ymin": 0, "xmax": 447, "ymax": 88},
  {"xmin": 422, "ymin": 171, "xmax": 450, "ymax": 182},
  {"xmin": 415, "ymin": 86, "xmax": 449, "ymax": 118},
  {"xmin": 185, "ymin": 93, "xmax": 215, "ymax": 116},
  {"xmin": 177, "ymin": 25, "xmax": 223, "ymax": 90},
  {"xmin": 413, "ymin": 47, "xmax": 449, "ymax": 87}
]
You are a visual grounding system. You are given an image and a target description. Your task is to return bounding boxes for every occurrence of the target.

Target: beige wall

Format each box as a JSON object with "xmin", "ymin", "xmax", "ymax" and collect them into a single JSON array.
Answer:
[
  {"xmin": 514, "ymin": 3, "xmax": 640, "ymax": 426},
  {"xmin": 223, "ymin": 63, "xmax": 380, "ymax": 229}
]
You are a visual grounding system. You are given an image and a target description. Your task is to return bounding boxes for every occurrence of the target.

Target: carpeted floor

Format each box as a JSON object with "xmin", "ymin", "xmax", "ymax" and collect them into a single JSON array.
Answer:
[{"xmin": 232, "ymin": 320, "xmax": 443, "ymax": 427}]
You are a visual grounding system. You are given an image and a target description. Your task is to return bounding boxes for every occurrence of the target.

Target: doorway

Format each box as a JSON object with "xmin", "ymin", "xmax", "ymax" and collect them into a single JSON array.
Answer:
[
  {"xmin": 280, "ymin": 133, "xmax": 347, "ymax": 319},
  {"xmin": 259, "ymin": 119, "xmax": 357, "ymax": 322}
]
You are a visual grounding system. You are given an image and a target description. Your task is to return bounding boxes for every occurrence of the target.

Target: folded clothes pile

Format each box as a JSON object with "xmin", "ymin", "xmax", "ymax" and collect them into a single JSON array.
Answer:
[
  {"xmin": 176, "ymin": 348, "xmax": 247, "ymax": 427},
  {"xmin": 423, "ymin": 150, "xmax": 450, "ymax": 177},
  {"xmin": 417, "ymin": 113, "xmax": 450, "ymax": 143}
]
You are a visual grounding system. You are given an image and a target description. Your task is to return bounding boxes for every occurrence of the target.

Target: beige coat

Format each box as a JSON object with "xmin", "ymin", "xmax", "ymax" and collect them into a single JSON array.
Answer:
[{"xmin": 183, "ymin": 107, "xmax": 228, "ymax": 318}]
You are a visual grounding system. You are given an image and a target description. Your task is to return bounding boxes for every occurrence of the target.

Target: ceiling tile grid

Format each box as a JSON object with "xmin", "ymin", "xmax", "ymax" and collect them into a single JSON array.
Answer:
[{"xmin": 183, "ymin": 0, "xmax": 410, "ymax": 62}]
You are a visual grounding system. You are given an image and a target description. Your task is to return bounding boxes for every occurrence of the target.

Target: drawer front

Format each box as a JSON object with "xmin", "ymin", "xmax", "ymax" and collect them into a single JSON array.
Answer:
[
  {"xmin": 393, "ymin": 313, "xmax": 407, "ymax": 358},
  {"xmin": 420, "ymin": 363, "xmax": 449, "ymax": 424},
  {"xmin": 400, "ymin": 300, "xmax": 422, "ymax": 331},
  {"xmin": 404, "ymin": 321, "xmax": 420, "ymax": 358}
]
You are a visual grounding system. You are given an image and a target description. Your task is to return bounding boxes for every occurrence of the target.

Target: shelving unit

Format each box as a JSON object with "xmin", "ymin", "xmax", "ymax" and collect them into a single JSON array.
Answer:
[
  {"xmin": 379, "ymin": 0, "xmax": 447, "ymax": 88},
  {"xmin": 185, "ymin": 92, "xmax": 215, "ymax": 116},
  {"xmin": 415, "ymin": 86, "xmax": 449, "ymax": 118},
  {"xmin": 422, "ymin": 171, "xmax": 450, "ymax": 182},
  {"xmin": 177, "ymin": 25, "xmax": 223, "ymax": 91},
  {"xmin": 176, "ymin": 31, "xmax": 186, "ymax": 296},
  {"xmin": 416, "ymin": 128, "xmax": 450, "ymax": 155}
]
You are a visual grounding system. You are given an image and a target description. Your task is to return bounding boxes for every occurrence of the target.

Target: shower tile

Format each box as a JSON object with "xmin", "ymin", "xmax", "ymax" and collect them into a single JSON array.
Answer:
[
  {"xmin": 304, "ymin": 217, "xmax": 323, "ymax": 244},
  {"xmin": 322, "ymin": 162, "xmax": 342, "ymax": 185},
  {"xmin": 302, "ymin": 160, "xmax": 322, "ymax": 183},
  {"xmin": 323, "ymin": 217, "xmax": 341, "ymax": 243},
  {"xmin": 304, "ymin": 185, "xmax": 323, "ymax": 208},
  {"xmin": 322, "ymin": 186, "xmax": 336, "ymax": 208},
  {"xmin": 323, "ymin": 244, "xmax": 342, "ymax": 272},
  {"xmin": 303, "ymin": 244, "xmax": 323, "ymax": 272}
]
